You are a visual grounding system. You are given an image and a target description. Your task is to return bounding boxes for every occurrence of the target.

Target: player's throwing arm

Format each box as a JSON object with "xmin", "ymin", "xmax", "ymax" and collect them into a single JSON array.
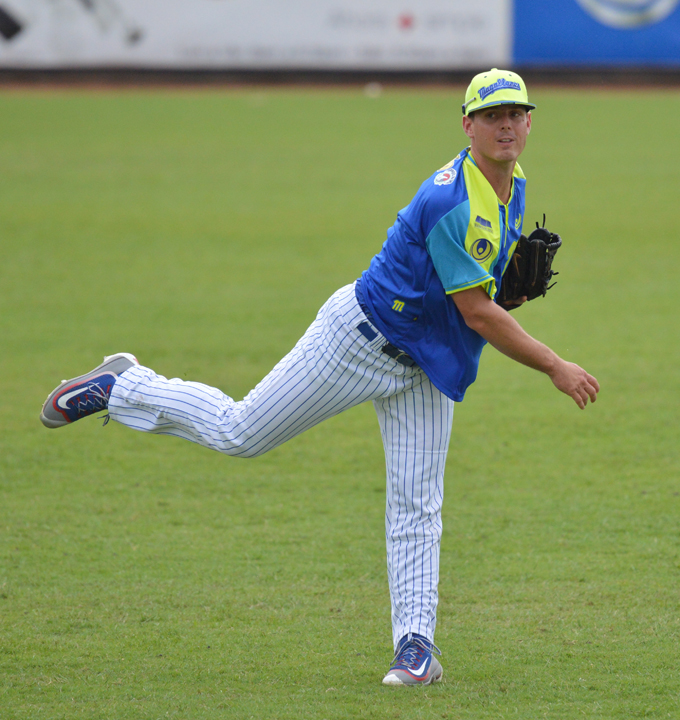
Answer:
[{"xmin": 453, "ymin": 286, "xmax": 599, "ymax": 409}]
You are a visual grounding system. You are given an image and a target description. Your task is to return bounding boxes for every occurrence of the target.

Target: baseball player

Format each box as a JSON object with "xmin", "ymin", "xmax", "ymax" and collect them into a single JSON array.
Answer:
[{"xmin": 40, "ymin": 69, "xmax": 599, "ymax": 687}]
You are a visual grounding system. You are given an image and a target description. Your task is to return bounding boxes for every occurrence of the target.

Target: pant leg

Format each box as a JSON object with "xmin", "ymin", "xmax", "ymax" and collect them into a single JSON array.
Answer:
[
  {"xmin": 373, "ymin": 377, "xmax": 454, "ymax": 649},
  {"xmin": 108, "ymin": 283, "xmax": 423, "ymax": 458}
]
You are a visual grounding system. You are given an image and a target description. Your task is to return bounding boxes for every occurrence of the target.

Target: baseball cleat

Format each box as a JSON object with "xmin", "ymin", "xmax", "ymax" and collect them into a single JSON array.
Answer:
[
  {"xmin": 40, "ymin": 353, "xmax": 139, "ymax": 429},
  {"xmin": 382, "ymin": 633, "xmax": 443, "ymax": 686}
]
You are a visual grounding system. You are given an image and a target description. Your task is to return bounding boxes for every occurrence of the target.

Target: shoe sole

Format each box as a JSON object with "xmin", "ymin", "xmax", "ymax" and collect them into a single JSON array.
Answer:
[
  {"xmin": 40, "ymin": 353, "xmax": 138, "ymax": 429},
  {"xmin": 382, "ymin": 663, "xmax": 443, "ymax": 687}
]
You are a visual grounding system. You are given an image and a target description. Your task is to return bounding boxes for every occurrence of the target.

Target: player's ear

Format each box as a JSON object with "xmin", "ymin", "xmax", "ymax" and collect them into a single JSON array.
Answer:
[
  {"xmin": 462, "ymin": 114, "xmax": 474, "ymax": 139},
  {"xmin": 526, "ymin": 111, "xmax": 532, "ymax": 134}
]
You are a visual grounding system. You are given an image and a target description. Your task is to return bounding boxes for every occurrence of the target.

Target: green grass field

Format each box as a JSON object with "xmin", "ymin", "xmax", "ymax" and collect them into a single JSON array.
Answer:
[{"xmin": 1, "ymin": 85, "xmax": 679, "ymax": 719}]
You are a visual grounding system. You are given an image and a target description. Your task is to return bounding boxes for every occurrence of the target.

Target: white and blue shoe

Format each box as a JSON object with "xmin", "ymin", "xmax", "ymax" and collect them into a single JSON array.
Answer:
[
  {"xmin": 382, "ymin": 633, "xmax": 443, "ymax": 686},
  {"xmin": 40, "ymin": 353, "xmax": 138, "ymax": 428}
]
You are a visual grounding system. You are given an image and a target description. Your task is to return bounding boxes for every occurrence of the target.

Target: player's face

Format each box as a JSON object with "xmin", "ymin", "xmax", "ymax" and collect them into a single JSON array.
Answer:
[{"xmin": 462, "ymin": 105, "xmax": 531, "ymax": 165}]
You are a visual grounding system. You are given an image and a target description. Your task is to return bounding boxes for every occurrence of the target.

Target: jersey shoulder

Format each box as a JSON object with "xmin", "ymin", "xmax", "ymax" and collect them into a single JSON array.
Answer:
[
  {"xmin": 401, "ymin": 150, "xmax": 470, "ymax": 237},
  {"xmin": 430, "ymin": 148, "xmax": 468, "ymax": 192}
]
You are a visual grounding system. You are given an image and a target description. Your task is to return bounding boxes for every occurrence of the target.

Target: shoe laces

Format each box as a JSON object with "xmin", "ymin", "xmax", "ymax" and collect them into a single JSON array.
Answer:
[
  {"xmin": 391, "ymin": 633, "xmax": 441, "ymax": 669},
  {"xmin": 70, "ymin": 382, "xmax": 110, "ymax": 417}
]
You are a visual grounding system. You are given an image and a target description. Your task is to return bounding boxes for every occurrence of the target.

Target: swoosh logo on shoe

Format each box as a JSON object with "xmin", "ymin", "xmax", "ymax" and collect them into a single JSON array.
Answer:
[
  {"xmin": 56, "ymin": 387, "xmax": 89, "ymax": 409},
  {"xmin": 409, "ymin": 659, "xmax": 429, "ymax": 678}
]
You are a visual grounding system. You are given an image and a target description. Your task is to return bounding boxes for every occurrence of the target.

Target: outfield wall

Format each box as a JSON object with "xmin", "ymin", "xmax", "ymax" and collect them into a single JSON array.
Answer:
[
  {"xmin": 0, "ymin": 0, "xmax": 679, "ymax": 69},
  {"xmin": 514, "ymin": 0, "xmax": 680, "ymax": 66}
]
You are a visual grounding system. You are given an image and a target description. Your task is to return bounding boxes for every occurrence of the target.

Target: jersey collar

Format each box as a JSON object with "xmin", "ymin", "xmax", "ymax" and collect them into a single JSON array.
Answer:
[{"xmin": 463, "ymin": 147, "xmax": 525, "ymax": 205}]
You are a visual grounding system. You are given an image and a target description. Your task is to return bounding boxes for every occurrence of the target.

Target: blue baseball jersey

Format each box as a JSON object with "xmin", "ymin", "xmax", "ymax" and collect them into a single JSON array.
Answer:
[{"xmin": 359, "ymin": 147, "xmax": 527, "ymax": 402}]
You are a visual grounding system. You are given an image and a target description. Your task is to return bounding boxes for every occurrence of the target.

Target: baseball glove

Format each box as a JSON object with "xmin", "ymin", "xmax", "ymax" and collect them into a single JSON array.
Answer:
[{"xmin": 497, "ymin": 216, "xmax": 561, "ymax": 310}]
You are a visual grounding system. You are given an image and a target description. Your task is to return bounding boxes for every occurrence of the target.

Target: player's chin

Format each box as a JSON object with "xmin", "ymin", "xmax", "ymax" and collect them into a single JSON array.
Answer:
[{"xmin": 495, "ymin": 143, "xmax": 519, "ymax": 160}]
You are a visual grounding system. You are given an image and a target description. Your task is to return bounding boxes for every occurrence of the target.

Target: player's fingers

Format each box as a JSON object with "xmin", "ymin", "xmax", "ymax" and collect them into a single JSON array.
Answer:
[
  {"xmin": 580, "ymin": 380, "xmax": 596, "ymax": 406},
  {"xmin": 587, "ymin": 373, "xmax": 600, "ymax": 393},
  {"xmin": 580, "ymin": 371, "xmax": 599, "ymax": 404},
  {"xmin": 572, "ymin": 388, "xmax": 586, "ymax": 409}
]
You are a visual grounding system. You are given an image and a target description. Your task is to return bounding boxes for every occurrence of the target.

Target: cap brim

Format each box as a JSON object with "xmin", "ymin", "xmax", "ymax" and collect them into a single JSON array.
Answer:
[{"xmin": 464, "ymin": 99, "xmax": 536, "ymax": 115}]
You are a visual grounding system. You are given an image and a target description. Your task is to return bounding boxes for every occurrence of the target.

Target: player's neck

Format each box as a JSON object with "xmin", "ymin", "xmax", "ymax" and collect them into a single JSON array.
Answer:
[{"xmin": 469, "ymin": 150, "xmax": 515, "ymax": 205}]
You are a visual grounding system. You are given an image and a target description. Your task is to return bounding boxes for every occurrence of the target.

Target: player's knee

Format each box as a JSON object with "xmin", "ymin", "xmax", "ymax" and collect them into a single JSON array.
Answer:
[
  {"xmin": 219, "ymin": 439, "xmax": 270, "ymax": 459},
  {"xmin": 211, "ymin": 418, "xmax": 277, "ymax": 458},
  {"xmin": 232, "ymin": 445, "xmax": 268, "ymax": 459}
]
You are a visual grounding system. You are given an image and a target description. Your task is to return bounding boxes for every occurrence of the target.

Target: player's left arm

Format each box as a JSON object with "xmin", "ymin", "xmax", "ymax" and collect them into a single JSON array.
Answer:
[{"xmin": 452, "ymin": 286, "xmax": 599, "ymax": 409}]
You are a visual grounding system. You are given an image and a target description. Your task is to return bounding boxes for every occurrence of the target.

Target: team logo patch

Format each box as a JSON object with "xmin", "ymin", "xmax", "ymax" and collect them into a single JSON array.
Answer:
[
  {"xmin": 434, "ymin": 169, "xmax": 456, "ymax": 186},
  {"xmin": 392, "ymin": 299, "xmax": 405, "ymax": 312},
  {"xmin": 479, "ymin": 78, "xmax": 521, "ymax": 101},
  {"xmin": 475, "ymin": 215, "xmax": 492, "ymax": 230},
  {"xmin": 471, "ymin": 238, "xmax": 494, "ymax": 262},
  {"xmin": 515, "ymin": 213, "xmax": 522, "ymax": 230}
]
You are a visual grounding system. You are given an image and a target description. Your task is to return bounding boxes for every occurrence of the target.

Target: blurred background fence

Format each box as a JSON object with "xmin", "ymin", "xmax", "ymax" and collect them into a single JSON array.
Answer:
[{"xmin": 0, "ymin": 0, "xmax": 679, "ymax": 81}]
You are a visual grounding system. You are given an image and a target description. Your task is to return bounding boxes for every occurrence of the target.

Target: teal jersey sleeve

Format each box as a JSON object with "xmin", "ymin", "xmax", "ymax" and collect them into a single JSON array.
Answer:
[{"xmin": 425, "ymin": 201, "xmax": 494, "ymax": 294}]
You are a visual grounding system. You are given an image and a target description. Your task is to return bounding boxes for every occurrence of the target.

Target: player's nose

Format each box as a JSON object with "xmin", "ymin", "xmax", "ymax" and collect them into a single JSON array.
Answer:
[{"xmin": 498, "ymin": 109, "xmax": 513, "ymax": 126}]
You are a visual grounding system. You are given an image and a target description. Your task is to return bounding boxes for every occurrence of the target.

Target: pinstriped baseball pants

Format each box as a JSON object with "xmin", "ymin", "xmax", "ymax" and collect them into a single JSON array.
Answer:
[{"xmin": 109, "ymin": 283, "xmax": 454, "ymax": 649}]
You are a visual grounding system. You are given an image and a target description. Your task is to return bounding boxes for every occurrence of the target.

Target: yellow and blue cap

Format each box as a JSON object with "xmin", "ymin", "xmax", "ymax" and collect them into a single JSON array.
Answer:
[{"xmin": 462, "ymin": 68, "xmax": 535, "ymax": 116}]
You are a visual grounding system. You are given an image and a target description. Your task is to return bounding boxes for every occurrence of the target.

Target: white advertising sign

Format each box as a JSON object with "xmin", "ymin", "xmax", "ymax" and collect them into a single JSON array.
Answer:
[{"xmin": 0, "ymin": 0, "xmax": 511, "ymax": 69}]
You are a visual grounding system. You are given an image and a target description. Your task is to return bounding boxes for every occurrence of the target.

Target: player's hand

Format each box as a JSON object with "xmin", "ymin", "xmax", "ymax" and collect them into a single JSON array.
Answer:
[{"xmin": 549, "ymin": 360, "xmax": 600, "ymax": 409}]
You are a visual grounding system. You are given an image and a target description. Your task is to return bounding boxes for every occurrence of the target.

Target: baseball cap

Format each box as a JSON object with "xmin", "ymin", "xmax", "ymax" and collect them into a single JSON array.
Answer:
[{"xmin": 462, "ymin": 68, "xmax": 535, "ymax": 116}]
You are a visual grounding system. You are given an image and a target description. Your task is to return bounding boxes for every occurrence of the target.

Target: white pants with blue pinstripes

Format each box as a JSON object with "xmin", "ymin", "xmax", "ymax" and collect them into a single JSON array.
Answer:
[{"xmin": 109, "ymin": 283, "xmax": 454, "ymax": 649}]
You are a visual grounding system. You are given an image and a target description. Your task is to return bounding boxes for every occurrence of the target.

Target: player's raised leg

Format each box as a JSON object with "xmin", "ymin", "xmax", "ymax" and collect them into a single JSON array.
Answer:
[
  {"xmin": 43, "ymin": 284, "xmax": 422, "ymax": 461},
  {"xmin": 374, "ymin": 376, "xmax": 453, "ymax": 685}
]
